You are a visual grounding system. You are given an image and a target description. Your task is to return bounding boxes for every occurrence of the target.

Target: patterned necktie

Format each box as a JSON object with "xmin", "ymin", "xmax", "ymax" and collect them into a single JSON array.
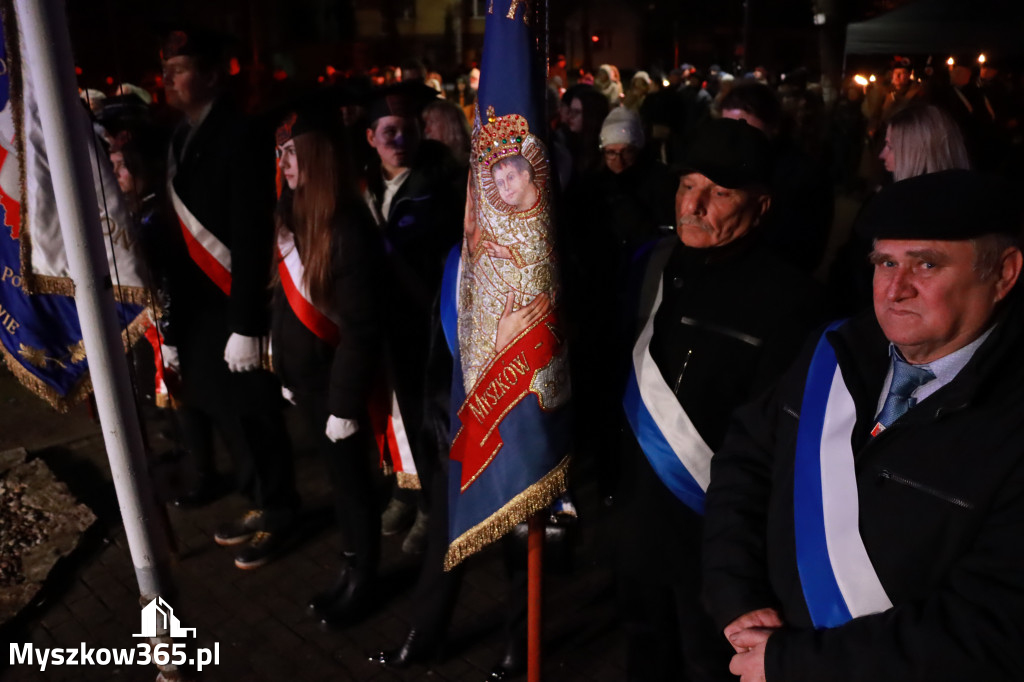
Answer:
[{"xmin": 874, "ymin": 357, "xmax": 935, "ymax": 431}]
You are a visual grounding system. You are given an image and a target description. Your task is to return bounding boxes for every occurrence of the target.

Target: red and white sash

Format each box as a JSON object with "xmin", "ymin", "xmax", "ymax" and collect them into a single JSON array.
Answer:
[
  {"xmin": 385, "ymin": 390, "xmax": 419, "ymax": 488},
  {"xmin": 275, "ymin": 230, "xmax": 341, "ymax": 346},
  {"xmin": 168, "ymin": 179, "xmax": 232, "ymax": 296},
  {"xmin": 369, "ymin": 383, "xmax": 420, "ymax": 489}
]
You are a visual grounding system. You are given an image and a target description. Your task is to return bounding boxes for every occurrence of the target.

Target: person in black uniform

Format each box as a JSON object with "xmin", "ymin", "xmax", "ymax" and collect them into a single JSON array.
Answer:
[
  {"xmin": 158, "ymin": 29, "xmax": 298, "ymax": 569},
  {"xmin": 615, "ymin": 118, "xmax": 825, "ymax": 681},
  {"xmin": 360, "ymin": 83, "xmax": 465, "ymax": 546},
  {"xmin": 270, "ymin": 108, "xmax": 386, "ymax": 623}
]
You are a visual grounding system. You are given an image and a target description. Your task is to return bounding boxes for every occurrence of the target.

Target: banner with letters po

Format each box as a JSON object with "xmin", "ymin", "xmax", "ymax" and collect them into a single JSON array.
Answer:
[{"xmin": 0, "ymin": 3, "xmax": 147, "ymax": 410}]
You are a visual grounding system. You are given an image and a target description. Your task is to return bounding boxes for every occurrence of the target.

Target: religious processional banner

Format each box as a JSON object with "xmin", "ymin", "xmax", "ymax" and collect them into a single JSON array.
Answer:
[
  {"xmin": 0, "ymin": 3, "xmax": 148, "ymax": 411},
  {"xmin": 443, "ymin": 0, "xmax": 572, "ymax": 569}
]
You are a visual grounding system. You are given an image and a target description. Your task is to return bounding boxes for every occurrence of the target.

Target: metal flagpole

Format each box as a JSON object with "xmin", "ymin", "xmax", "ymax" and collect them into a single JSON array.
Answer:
[
  {"xmin": 527, "ymin": 514, "xmax": 544, "ymax": 682},
  {"xmin": 15, "ymin": 0, "xmax": 170, "ymax": 601}
]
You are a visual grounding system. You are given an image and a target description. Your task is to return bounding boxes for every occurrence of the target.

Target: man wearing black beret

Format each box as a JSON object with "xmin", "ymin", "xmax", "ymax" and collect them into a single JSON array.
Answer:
[
  {"xmin": 615, "ymin": 118, "xmax": 825, "ymax": 681},
  {"xmin": 704, "ymin": 168, "xmax": 1024, "ymax": 681}
]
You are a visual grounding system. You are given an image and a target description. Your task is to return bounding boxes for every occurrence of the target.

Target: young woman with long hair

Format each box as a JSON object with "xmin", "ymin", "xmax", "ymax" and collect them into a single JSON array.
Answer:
[{"xmin": 272, "ymin": 108, "xmax": 385, "ymax": 624}]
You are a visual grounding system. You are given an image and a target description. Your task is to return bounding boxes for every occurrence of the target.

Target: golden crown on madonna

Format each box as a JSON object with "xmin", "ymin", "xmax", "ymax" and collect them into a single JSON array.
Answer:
[{"xmin": 474, "ymin": 107, "xmax": 531, "ymax": 169}]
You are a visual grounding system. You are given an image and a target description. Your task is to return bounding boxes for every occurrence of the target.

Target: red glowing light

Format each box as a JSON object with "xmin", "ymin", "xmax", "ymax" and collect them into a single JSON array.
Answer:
[
  {"xmin": 325, "ymin": 65, "xmax": 336, "ymax": 76},
  {"xmin": 105, "ymin": 76, "xmax": 114, "ymax": 85},
  {"xmin": 273, "ymin": 69, "xmax": 288, "ymax": 81},
  {"xmin": 229, "ymin": 58, "xmax": 241, "ymax": 76},
  {"xmin": 591, "ymin": 35, "xmax": 599, "ymax": 43},
  {"xmin": 74, "ymin": 66, "xmax": 82, "ymax": 76}
]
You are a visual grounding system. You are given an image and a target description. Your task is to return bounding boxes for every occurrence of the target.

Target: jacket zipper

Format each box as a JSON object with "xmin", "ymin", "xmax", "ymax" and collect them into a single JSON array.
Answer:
[
  {"xmin": 878, "ymin": 468, "xmax": 974, "ymax": 510},
  {"xmin": 673, "ymin": 349, "xmax": 693, "ymax": 395}
]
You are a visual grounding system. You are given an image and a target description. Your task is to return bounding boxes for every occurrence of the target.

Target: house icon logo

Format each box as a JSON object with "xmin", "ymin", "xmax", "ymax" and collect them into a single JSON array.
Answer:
[{"xmin": 133, "ymin": 597, "xmax": 197, "ymax": 638}]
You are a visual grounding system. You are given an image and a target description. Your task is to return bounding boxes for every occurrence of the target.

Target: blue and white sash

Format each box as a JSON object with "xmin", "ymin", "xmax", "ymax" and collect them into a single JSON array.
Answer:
[
  {"xmin": 793, "ymin": 322, "xmax": 893, "ymax": 628},
  {"xmin": 622, "ymin": 246, "xmax": 711, "ymax": 514}
]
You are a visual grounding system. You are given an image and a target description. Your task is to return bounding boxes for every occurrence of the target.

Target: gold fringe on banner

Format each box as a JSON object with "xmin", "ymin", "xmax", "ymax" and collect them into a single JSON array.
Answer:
[
  {"xmin": 20, "ymin": 238, "xmax": 151, "ymax": 305},
  {"xmin": 396, "ymin": 471, "xmax": 422, "ymax": 490},
  {"xmin": 3, "ymin": 0, "xmax": 147, "ymax": 308},
  {"xmin": 443, "ymin": 453, "xmax": 570, "ymax": 571},
  {"xmin": 0, "ymin": 305, "xmax": 150, "ymax": 413}
]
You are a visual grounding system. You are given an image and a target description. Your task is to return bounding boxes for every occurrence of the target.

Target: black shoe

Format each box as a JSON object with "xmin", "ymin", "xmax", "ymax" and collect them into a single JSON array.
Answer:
[
  {"xmin": 312, "ymin": 557, "xmax": 375, "ymax": 625},
  {"xmin": 214, "ymin": 510, "xmax": 265, "ymax": 546},
  {"xmin": 233, "ymin": 529, "xmax": 284, "ymax": 570},
  {"xmin": 308, "ymin": 567, "xmax": 351, "ymax": 616},
  {"xmin": 369, "ymin": 628, "xmax": 441, "ymax": 668}
]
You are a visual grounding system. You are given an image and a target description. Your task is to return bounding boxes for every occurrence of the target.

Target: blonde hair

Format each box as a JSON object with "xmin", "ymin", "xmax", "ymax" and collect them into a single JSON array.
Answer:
[{"xmin": 886, "ymin": 104, "xmax": 971, "ymax": 181}]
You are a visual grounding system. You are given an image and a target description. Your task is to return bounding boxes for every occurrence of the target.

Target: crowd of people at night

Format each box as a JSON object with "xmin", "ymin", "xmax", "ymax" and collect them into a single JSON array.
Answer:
[{"xmin": 78, "ymin": 24, "xmax": 1024, "ymax": 682}]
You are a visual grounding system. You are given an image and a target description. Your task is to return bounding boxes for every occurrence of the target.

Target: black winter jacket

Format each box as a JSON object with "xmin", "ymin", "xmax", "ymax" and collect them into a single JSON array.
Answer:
[
  {"xmin": 271, "ymin": 201, "xmax": 385, "ymax": 419},
  {"xmin": 704, "ymin": 295, "xmax": 1024, "ymax": 681}
]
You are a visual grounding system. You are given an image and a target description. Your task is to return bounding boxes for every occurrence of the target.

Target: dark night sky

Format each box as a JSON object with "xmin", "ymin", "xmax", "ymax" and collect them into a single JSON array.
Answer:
[{"xmin": 62, "ymin": 0, "xmax": 912, "ymax": 89}]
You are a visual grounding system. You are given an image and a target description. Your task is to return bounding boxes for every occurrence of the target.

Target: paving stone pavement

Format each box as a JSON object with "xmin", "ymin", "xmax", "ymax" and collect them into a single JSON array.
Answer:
[{"xmin": 0, "ymin": 370, "xmax": 626, "ymax": 682}]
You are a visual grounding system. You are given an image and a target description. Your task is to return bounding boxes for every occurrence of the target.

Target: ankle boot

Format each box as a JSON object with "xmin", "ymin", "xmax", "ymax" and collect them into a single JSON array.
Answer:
[
  {"xmin": 307, "ymin": 560, "xmax": 355, "ymax": 617},
  {"xmin": 318, "ymin": 555, "xmax": 375, "ymax": 626}
]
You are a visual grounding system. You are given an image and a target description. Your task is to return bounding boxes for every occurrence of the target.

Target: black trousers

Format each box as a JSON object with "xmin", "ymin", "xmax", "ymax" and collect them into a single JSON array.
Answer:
[
  {"xmin": 405, "ymin": 463, "xmax": 464, "ymax": 634},
  {"xmin": 403, "ymin": 462, "xmax": 528, "ymax": 649},
  {"xmin": 175, "ymin": 389, "xmax": 298, "ymax": 529},
  {"xmin": 295, "ymin": 392, "xmax": 380, "ymax": 563},
  {"xmin": 615, "ymin": 453, "xmax": 734, "ymax": 682}
]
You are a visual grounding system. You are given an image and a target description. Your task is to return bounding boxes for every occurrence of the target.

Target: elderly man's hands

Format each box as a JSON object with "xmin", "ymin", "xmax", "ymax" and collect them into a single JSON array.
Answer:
[{"xmin": 723, "ymin": 608, "xmax": 783, "ymax": 682}]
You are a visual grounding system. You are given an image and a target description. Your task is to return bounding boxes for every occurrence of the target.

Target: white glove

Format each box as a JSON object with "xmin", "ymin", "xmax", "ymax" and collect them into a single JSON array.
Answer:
[
  {"xmin": 325, "ymin": 415, "xmax": 359, "ymax": 442},
  {"xmin": 223, "ymin": 333, "xmax": 262, "ymax": 372},
  {"xmin": 160, "ymin": 344, "xmax": 180, "ymax": 373},
  {"xmin": 281, "ymin": 386, "xmax": 296, "ymax": 405}
]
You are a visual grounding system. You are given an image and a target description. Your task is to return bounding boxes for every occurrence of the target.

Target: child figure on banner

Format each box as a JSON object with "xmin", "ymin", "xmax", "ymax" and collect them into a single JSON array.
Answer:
[
  {"xmin": 457, "ymin": 110, "xmax": 575, "ymax": 524},
  {"xmin": 457, "ymin": 109, "xmax": 566, "ymax": 406}
]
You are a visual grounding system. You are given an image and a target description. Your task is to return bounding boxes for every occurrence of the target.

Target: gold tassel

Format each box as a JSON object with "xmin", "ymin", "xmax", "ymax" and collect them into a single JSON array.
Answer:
[
  {"xmin": 0, "ymin": 306, "xmax": 150, "ymax": 413},
  {"xmin": 396, "ymin": 471, "xmax": 421, "ymax": 490},
  {"xmin": 443, "ymin": 454, "xmax": 570, "ymax": 571}
]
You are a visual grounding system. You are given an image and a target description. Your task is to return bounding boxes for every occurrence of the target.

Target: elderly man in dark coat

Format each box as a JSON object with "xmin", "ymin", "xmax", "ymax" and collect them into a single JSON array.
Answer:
[
  {"xmin": 615, "ymin": 118, "xmax": 825, "ymax": 681},
  {"xmin": 704, "ymin": 169, "xmax": 1024, "ymax": 681}
]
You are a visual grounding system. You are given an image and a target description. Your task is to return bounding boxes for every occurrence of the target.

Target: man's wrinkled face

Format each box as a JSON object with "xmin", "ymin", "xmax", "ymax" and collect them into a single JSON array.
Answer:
[
  {"xmin": 871, "ymin": 239, "xmax": 1020, "ymax": 363},
  {"xmin": 675, "ymin": 172, "xmax": 769, "ymax": 249},
  {"xmin": 367, "ymin": 115, "xmax": 419, "ymax": 176},
  {"xmin": 162, "ymin": 56, "xmax": 217, "ymax": 113}
]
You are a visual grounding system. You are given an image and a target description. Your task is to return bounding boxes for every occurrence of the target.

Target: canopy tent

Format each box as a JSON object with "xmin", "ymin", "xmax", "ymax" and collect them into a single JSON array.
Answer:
[{"xmin": 845, "ymin": 0, "xmax": 1024, "ymax": 56}]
